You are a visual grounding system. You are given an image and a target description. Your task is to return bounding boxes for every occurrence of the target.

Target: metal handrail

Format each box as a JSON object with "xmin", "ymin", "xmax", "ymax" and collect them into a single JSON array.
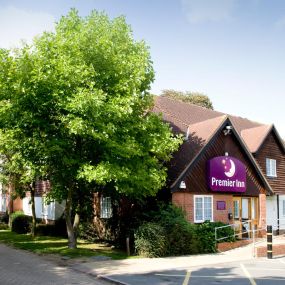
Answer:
[{"xmin": 214, "ymin": 220, "xmax": 253, "ymax": 242}]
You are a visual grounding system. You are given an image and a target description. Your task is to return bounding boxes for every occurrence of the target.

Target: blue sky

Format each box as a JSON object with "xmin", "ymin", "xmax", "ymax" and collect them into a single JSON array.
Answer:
[{"xmin": 1, "ymin": 0, "xmax": 285, "ymax": 136}]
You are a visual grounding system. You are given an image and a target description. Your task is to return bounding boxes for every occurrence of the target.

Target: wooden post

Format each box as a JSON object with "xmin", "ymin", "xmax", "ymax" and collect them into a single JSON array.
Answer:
[{"xmin": 126, "ymin": 237, "xmax": 130, "ymax": 256}]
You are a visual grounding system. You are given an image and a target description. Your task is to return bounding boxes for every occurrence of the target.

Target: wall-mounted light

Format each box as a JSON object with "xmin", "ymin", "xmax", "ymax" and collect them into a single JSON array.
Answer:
[
  {"xmin": 179, "ymin": 181, "xmax": 186, "ymax": 189},
  {"xmin": 225, "ymin": 152, "xmax": 229, "ymax": 156},
  {"xmin": 223, "ymin": 125, "xmax": 232, "ymax": 136}
]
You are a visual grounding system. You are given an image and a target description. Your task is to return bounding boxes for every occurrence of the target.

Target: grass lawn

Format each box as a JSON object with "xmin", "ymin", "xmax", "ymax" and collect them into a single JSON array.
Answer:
[{"xmin": 0, "ymin": 230, "xmax": 129, "ymax": 259}]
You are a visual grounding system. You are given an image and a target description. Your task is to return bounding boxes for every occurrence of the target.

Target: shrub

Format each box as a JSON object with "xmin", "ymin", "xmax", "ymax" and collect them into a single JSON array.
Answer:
[
  {"xmin": 195, "ymin": 221, "xmax": 216, "ymax": 253},
  {"xmin": 167, "ymin": 221, "xmax": 199, "ymax": 255},
  {"xmin": 0, "ymin": 222, "xmax": 9, "ymax": 230},
  {"xmin": 134, "ymin": 222, "xmax": 167, "ymax": 257},
  {"xmin": 210, "ymin": 221, "xmax": 236, "ymax": 243},
  {"xmin": 78, "ymin": 222, "xmax": 99, "ymax": 242},
  {"xmin": 36, "ymin": 218, "xmax": 67, "ymax": 237},
  {"xmin": 11, "ymin": 213, "xmax": 31, "ymax": 234},
  {"xmin": 0, "ymin": 212, "xmax": 9, "ymax": 224},
  {"xmin": 153, "ymin": 205, "xmax": 199, "ymax": 255}
]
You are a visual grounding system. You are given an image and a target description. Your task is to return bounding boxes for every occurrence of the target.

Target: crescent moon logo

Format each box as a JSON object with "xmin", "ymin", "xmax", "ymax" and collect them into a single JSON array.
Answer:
[{"xmin": 224, "ymin": 159, "xmax": 236, "ymax": 178}]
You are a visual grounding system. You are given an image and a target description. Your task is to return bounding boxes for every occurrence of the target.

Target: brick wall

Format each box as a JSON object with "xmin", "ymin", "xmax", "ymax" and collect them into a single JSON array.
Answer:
[
  {"xmin": 213, "ymin": 194, "xmax": 233, "ymax": 224},
  {"xmin": 259, "ymin": 193, "xmax": 267, "ymax": 228},
  {"xmin": 12, "ymin": 197, "xmax": 22, "ymax": 212},
  {"xmin": 172, "ymin": 192, "xmax": 234, "ymax": 224},
  {"xmin": 172, "ymin": 192, "xmax": 194, "ymax": 222}
]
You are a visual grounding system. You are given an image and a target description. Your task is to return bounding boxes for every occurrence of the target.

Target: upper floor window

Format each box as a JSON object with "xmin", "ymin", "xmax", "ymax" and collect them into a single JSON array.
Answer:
[
  {"xmin": 100, "ymin": 196, "xmax": 112, "ymax": 219},
  {"xmin": 266, "ymin": 158, "xmax": 277, "ymax": 177},
  {"xmin": 194, "ymin": 195, "xmax": 213, "ymax": 223}
]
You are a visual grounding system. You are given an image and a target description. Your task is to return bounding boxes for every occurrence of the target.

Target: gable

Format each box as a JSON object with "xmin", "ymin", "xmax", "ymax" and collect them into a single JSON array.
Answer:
[{"xmin": 173, "ymin": 126, "xmax": 267, "ymax": 196}]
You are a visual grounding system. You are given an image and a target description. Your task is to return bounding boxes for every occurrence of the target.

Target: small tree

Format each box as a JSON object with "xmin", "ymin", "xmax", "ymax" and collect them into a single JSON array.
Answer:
[{"xmin": 161, "ymin": 89, "xmax": 214, "ymax": 109}]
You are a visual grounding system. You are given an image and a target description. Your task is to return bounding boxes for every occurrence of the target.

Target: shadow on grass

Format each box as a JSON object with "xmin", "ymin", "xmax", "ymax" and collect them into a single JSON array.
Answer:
[{"xmin": 0, "ymin": 230, "xmax": 128, "ymax": 259}]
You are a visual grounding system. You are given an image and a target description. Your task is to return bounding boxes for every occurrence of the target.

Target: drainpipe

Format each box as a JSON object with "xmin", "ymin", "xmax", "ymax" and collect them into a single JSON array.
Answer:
[{"xmin": 277, "ymin": 194, "xmax": 280, "ymax": 235}]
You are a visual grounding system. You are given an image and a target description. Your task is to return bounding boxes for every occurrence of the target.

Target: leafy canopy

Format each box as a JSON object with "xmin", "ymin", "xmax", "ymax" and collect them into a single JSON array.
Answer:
[
  {"xmin": 0, "ymin": 9, "xmax": 182, "ymax": 200},
  {"xmin": 161, "ymin": 89, "xmax": 214, "ymax": 110}
]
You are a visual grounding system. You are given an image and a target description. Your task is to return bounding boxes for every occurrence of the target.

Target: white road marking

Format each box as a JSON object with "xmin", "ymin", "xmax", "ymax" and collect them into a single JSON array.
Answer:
[
  {"xmin": 240, "ymin": 263, "xmax": 257, "ymax": 285},
  {"xmin": 182, "ymin": 270, "xmax": 191, "ymax": 285},
  {"xmin": 279, "ymin": 259, "xmax": 285, "ymax": 265}
]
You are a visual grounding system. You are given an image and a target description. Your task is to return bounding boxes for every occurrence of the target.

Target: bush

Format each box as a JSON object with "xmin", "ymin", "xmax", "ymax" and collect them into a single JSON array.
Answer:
[
  {"xmin": 134, "ymin": 222, "xmax": 167, "ymax": 257},
  {"xmin": 209, "ymin": 221, "xmax": 236, "ymax": 243},
  {"xmin": 11, "ymin": 212, "xmax": 31, "ymax": 234},
  {"xmin": 0, "ymin": 222, "xmax": 9, "ymax": 230},
  {"xmin": 78, "ymin": 222, "xmax": 99, "ymax": 242},
  {"xmin": 195, "ymin": 221, "xmax": 216, "ymax": 253},
  {"xmin": 153, "ymin": 205, "xmax": 199, "ymax": 255},
  {"xmin": 0, "ymin": 212, "xmax": 9, "ymax": 224},
  {"xmin": 36, "ymin": 218, "xmax": 67, "ymax": 237}
]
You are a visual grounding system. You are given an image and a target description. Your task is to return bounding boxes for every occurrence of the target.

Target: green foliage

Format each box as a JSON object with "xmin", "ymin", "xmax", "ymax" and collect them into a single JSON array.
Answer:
[
  {"xmin": 134, "ymin": 205, "xmax": 234, "ymax": 256},
  {"xmin": 0, "ymin": 9, "xmax": 182, "ymax": 247},
  {"xmin": 134, "ymin": 222, "xmax": 167, "ymax": 257},
  {"xmin": 0, "ymin": 213, "xmax": 9, "ymax": 224},
  {"xmin": 209, "ymin": 221, "xmax": 235, "ymax": 243},
  {"xmin": 0, "ymin": 223, "xmax": 9, "ymax": 230},
  {"xmin": 11, "ymin": 212, "xmax": 31, "ymax": 234},
  {"xmin": 36, "ymin": 218, "xmax": 67, "ymax": 237},
  {"xmin": 153, "ymin": 205, "xmax": 199, "ymax": 255},
  {"xmin": 161, "ymin": 89, "xmax": 214, "ymax": 110},
  {"xmin": 78, "ymin": 222, "xmax": 99, "ymax": 242}
]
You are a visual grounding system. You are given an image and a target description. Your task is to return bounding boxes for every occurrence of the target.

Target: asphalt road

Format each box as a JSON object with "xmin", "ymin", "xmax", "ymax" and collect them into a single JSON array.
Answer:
[
  {"xmin": 0, "ymin": 243, "xmax": 106, "ymax": 285},
  {"xmin": 106, "ymin": 257, "xmax": 285, "ymax": 285}
]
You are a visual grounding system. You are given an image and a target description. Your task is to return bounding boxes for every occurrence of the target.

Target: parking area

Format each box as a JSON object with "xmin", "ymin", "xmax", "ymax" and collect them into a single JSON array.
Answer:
[{"xmin": 103, "ymin": 257, "xmax": 285, "ymax": 285}]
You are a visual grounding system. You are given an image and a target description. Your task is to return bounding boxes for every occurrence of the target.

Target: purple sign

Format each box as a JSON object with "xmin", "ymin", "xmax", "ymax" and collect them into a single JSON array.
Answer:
[
  {"xmin": 217, "ymin": 201, "xmax": 226, "ymax": 210},
  {"xmin": 208, "ymin": 156, "xmax": 246, "ymax": 192}
]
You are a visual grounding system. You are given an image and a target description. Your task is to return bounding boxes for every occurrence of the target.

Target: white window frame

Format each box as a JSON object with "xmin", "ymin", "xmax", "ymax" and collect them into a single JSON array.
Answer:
[
  {"xmin": 194, "ymin": 195, "xmax": 213, "ymax": 223},
  {"xmin": 266, "ymin": 158, "xmax": 277, "ymax": 177},
  {"xmin": 100, "ymin": 196, "xmax": 112, "ymax": 219}
]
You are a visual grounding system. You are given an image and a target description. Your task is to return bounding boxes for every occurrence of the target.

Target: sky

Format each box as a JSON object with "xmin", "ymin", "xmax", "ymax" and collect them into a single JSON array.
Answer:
[{"xmin": 1, "ymin": 0, "xmax": 285, "ymax": 137}]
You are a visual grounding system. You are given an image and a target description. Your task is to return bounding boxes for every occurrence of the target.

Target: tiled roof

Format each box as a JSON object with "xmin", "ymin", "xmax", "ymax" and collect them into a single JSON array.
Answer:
[
  {"xmin": 153, "ymin": 96, "xmax": 277, "ymax": 192},
  {"xmin": 241, "ymin": 125, "xmax": 273, "ymax": 153},
  {"xmin": 154, "ymin": 96, "xmax": 267, "ymax": 150}
]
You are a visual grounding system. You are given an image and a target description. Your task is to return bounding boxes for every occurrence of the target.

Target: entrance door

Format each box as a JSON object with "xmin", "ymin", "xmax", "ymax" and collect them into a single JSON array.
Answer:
[{"xmin": 233, "ymin": 197, "xmax": 259, "ymax": 238}]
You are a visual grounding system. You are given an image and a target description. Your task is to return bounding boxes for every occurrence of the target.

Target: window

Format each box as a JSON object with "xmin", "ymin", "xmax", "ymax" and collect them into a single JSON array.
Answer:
[
  {"xmin": 100, "ymin": 196, "xmax": 112, "ymax": 219},
  {"xmin": 266, "ymin": 158, "xmax": 277, "ymax": 177},
  {"xmin": 194, "ymin": 195, "xmax": 213, "ymax": 223},
  {"xmin": 283, "ymin": 200, "xmax": 285, "ymax": 217},
  {"xmin": 233, "ymin": 200, "xmax": 240, "ymax": 219}
]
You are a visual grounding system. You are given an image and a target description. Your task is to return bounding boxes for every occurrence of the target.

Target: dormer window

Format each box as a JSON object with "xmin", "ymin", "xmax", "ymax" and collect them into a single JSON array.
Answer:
[{"xmin": 266, "ymin": 158, "xmax": 277, "ymax": 177}]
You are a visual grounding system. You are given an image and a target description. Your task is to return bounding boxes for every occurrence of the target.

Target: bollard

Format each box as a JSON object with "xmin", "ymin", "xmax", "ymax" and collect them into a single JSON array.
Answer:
[{"xmin": 267, "ymin": 225, "xmax": 273, "ymax": 259}]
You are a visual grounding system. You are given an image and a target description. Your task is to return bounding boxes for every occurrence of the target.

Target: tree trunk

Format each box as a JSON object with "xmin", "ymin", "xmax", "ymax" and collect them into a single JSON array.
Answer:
[
  {"xmin": 73, "ymin": 212, "xmax": 80, "ymax": 241},
  {"xmin": 65, "ymin": 188, "xmax": 77, "ymax": 249},
  {"xmin": 7, "ymin": 179, "xmax": 14, "ymax": 228},
  {"xmin": 30, "ymin": 186, "xmax": 37, "ymax": 238}
]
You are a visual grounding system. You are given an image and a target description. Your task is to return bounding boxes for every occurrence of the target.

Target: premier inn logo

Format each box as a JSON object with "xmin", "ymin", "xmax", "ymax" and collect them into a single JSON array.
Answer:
[{"xmin": 208, "ymin": 156, "xmax": 246, "ymax": 193}]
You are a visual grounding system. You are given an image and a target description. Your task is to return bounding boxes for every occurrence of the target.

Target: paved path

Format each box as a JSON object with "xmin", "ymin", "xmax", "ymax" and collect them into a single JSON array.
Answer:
[
  {"xmin": 74, "ymin": 238, "xmax": 285, "ymax": 285},
  {"xmin": 0, "ymin": 244, "xmax": 105, "ymax": 285}
]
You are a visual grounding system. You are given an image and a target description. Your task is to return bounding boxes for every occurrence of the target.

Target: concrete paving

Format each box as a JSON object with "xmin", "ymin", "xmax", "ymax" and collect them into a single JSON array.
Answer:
[
  {"xmin": 0, "ymin": 244, "xmax": 106, "ymax": 285},
  {"xmin": 74, "ymin": 237, "xmax": 285, "ymax": 285}
]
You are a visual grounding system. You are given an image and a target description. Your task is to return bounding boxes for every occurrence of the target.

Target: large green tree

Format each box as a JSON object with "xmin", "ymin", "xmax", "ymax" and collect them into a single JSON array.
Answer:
[
  {"xmin": 161, "ymin": 89, "xmax": 214, "ymax": 109},
  {"xmin": 0, "ymin": 10, "xmax": 182, "ymax": 248}
]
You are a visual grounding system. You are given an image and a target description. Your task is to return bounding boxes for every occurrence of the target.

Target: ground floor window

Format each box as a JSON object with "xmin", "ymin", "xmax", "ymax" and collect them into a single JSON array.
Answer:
[
  {"xmin": 194, "ymin": 195, "xmax": 213, "ymax": 223},
  {"xmin": 100, "ymin": 196, "xmax": 112, "ymax": 219}
]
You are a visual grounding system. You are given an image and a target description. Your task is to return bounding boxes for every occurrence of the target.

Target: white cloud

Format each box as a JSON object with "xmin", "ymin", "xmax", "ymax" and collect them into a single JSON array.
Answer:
[
  {"xmin": 181, "ymin": 0, "xmax": 236, "ymax": 23},
  {"xmin": 0, "ymin": 6, "xmax": 55, "ymax": 49}
]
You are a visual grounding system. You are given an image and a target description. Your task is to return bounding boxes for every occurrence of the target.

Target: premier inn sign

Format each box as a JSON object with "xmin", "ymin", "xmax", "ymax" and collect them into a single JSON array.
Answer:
[{"xmin": 207, "ymin": 156, "xmax": 246, "ymax": 192}]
